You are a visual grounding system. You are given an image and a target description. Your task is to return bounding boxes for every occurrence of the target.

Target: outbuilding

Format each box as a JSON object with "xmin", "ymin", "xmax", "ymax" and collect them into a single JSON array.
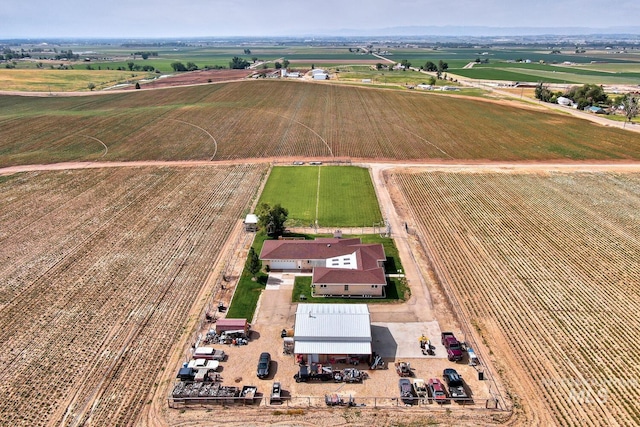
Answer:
[
  {"xmin": 244, "ymin": 214, "xmax": 258, "ymax": 232},
  {"xmin": 294, "ymin": 303, "xmax": 372, "ymax": 365},
  {"xmin": 215, "ymin": 318, "xmax": 249, "ymax": 335}
]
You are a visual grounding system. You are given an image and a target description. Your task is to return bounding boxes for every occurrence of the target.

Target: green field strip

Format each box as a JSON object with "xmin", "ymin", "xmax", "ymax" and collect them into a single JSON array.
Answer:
[
  {"xmin": 258, "ymin": 166, "xmax": 318, "ymax": 226},
  {"xmin": 317, "ymin": 166, "xmax": 382, "ymax": 227}
]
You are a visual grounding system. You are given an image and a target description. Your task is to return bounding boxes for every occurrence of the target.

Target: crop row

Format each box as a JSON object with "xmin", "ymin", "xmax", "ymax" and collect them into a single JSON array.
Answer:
[
  {"xmin": 2, "ymin": 80, "xmax": 640, "ymax": 167},
  {"xmin": 0, "ymin": 164, "xmax": 266, "ymax": 426},
  {"xmin": 393, "ymin": 171, "xmax": 640, "ymax": 426}
]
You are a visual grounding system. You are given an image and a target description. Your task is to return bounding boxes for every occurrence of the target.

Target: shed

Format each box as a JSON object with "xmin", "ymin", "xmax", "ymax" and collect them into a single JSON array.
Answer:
[
  {"xmin": 215, "ymin": 318, "xmax": 249, "ymax": 334},
  {"xmin": 294, "ymin": 303, "xmax": 372, "ymax": 364},
  {"xmin": 244, "ymin": 214, "xmax": 258, "ymax": 232}
]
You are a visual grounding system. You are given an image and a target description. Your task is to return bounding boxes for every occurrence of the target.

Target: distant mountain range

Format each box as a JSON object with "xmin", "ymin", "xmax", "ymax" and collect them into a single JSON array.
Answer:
[{"xmin": 325, "ymin": 25, "xmax": 640, "ymax": 37}]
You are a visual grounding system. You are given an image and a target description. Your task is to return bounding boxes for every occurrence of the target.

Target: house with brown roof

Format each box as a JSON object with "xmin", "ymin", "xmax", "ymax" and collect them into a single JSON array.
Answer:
[{"xmin": 259, "ymin": 238, "xmax": 387, "ymax": 297}]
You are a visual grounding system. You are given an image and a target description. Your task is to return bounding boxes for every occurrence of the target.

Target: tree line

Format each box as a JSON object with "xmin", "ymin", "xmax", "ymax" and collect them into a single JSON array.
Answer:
[{"xmin": 536, "ymin": 83, "xmax": 639, "ymax": 124}]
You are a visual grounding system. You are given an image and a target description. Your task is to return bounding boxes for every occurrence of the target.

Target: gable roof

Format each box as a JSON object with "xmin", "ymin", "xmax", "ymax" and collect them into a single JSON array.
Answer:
[
  {"xmin": 260, "ymin": 238, "xmax": 384, "ymax": 262},
  {"xmin": 260, "ymin": 237, "xmax": 386, "ymax": 287}
]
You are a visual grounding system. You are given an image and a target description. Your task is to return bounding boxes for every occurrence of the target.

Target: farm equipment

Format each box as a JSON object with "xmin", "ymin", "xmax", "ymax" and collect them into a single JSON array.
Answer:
[
  {"xmin": 370, "ymin": 353, "xmax": 386, "ymax": 370},
  {"xmin": 420, "ymin": 334, "xmax": 435, "ymax": 356},
  {"xmin": 325, "ymin": 393, "xmax": 355, "ymax": 407},
  {"xmin": 241, "ymin": 385, "xmax": 257, "ymax": 404},
  {"xmin": 395, "ymin": 361, "xmax": 413, "ymax": 377},
  {"xmin": 283, "ymin": 337, "xmax": 294, "ymax": 355},
  {"xmin": 333, "ymin": 368, "xmax": 368, "ymax": 383},
  {"xmin": 294, "ymin": 363, "xmax": 333, "ymax": 382}
]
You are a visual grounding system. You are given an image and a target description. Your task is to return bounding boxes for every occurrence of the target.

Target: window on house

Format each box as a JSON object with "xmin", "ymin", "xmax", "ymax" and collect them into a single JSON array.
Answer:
[
  {"xmin": 320, "ymin": 284, "xmax": 327, "ymax": 288},
  {"xmin": 344, "ymin": 285, "xmax": 349, "ymax": 291}
]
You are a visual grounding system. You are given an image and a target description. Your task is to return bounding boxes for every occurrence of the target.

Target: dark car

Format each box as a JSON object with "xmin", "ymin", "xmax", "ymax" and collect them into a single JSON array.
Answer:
[
  {"xmin": 257, "ymin": 352, "xmax": 271, "ymax": 379},
  {"xmin": 428, "ymin": 378, "xmax": 449, "ymax": 404},
  {"xmin": 443, "ymin": 368, "xmax": 468, "ymax": 400},
  {"xmin": 399, "ymin": 378, "xmax": 417, "ymax": 405}
]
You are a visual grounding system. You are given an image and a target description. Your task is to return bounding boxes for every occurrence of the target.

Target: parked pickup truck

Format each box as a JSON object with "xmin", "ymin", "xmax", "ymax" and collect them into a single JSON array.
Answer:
[
  {"xmin": 443, "ymin": 368, "xmax": 468, "ymax": 401},
  {"xmin": 441, "ymin": 332, "xmax": 464, "ymax": 362}
]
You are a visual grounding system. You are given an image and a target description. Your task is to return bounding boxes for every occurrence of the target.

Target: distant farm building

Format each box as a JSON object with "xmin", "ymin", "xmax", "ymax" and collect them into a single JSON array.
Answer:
[
  {"xmin": 557, "ymin": 96, "xmax": 573, "ymax": 107},
  {"xmin": 311, "ymin": 69, "xmax": 329, "ymax": 80},
  {"xmin": 281, "ymin": 69, "xmax": 301, "ymax": 78}
]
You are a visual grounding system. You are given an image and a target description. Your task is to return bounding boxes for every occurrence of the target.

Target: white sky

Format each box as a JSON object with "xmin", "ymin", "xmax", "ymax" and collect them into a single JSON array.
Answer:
[{"xmin": 1, "ymin": 0, "xmax": 639, "ymax": 38}]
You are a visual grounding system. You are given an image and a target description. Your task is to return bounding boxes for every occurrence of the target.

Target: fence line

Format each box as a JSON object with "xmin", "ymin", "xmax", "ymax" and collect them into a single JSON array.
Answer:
[{"xmin": 168, "ymin": 394, "xmax": 502, "ymax": 410}]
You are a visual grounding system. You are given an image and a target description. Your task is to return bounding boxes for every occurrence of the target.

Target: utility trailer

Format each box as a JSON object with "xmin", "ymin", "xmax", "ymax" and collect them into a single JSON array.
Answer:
[{"xmin": 294, "ymin": 363, "xmax": 333, "ymax": 382}]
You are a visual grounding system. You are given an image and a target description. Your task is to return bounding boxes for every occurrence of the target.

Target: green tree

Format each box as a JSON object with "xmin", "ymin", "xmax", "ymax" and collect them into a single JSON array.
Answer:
[
  {"xmin": 171, "ymin": 61, "xmax": 187, "ymax": 72},
  {"xmin": 87, "ymin": 82, "xmax": 96, "ymax": 91},
  {"xmin": 427, "ymin": 76, "xmax": 436, "ymax": 85},
  {"xmin": 127, "ymin": 61, "xmax": 135, "ymax": 71},
  {"xmin": 564, "ymin": 84, "xmax": 607, "ymax": 109},
  {"xmin": 424, "ymin": 61, "xmax": 437, "ymax": 71},
  {"xmin": 376, "ymin": 63, "xmax": 383, "ymax": 70},
  {"xmin": 256, "ymin": 203, "xmax": 288, "ymax": 237},
  {"xmin": 535, "ymin": 82, "xmax": 553, "ymax": 102},
  {"xmin": 229, "ymin": 56, "xmax": 250, "ymax": 69},
  {"xmin": 400, "ymin": 59, "xmax": 411, "ymax": 69},
  {"xmin": 274, "ymin": 61, "xmax": 282, "ymax": 69},
  {"xmin": 621, "ymin": 94, "xmax": 639, "ymax": 127},
  {"xmin": 282, "ymin": 59, "xmax": 290, "ymax": 69},
  {"xmin": 246, "ymin": 247, "xmax": 261, "ymax": 279},
  {"xmin": 186, "ymin": 62, "xmax": 198, "ymax": 71},
  {"xmin": 135, "ymin": 82, "xmax": 141, "ymax": 89},
  {"xmin": 437, "ymin": 60, "xmax": 448, "ymax": 72},
  {"xmin": 252, "ymin": 56, "xmax": 258, "ymax": 63}
]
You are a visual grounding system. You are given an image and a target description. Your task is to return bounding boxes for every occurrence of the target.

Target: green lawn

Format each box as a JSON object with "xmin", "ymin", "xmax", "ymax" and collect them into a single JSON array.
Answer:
[
  {"xmin": 258, "ymin": 166, "xmax": 383, "ymax": 227},
  {"xmin": 318, "ymin": 167, "xmax": 382, "ymax": 227},
  {"xmin": 226, "ymin": 233, "xmax": 270, "ymax": 321},
  {"xmin": 260, "ymin": 166, "xmax": 318, "ymax": 226}
]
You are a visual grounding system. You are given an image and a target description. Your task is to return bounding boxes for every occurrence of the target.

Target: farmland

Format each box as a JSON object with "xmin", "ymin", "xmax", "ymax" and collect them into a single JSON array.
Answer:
[
  {"xmin": 258, "ymin": 166, "xmax": 382, "ymax": 227},
  {"xmin": 391, "ymin": 169, "xmax": 640, "ymax": 426},
  {"xmin": 0, "ymin": 164, "xmax": 266, "ymax": 426},
  {"xmin": 2, "ymin": 80, "xmax": 640, "ymax": 168}
]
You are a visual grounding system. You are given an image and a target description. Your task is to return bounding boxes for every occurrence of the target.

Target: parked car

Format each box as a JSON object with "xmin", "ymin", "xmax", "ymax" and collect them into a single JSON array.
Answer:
[
  {"xmin": 428, "ymin": 378, "xmax": 449, "ymax": 404},
  {"xmin": 399, "ymin": 378, "xmax": 417, "ymax": 405},
  {"xmin": 443, "ymin": 368, "xmax": 468, "ymax": 400},
  {"xmin": 257, "ymin": 352, "xmax": 271, "ymax": 379}
]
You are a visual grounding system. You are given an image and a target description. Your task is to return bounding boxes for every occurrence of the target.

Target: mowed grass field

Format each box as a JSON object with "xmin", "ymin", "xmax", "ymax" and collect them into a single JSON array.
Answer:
[
  {"xmin": 258, "ymin": 166, "xmax": 382, "ymax": 227},
  {"xmin": 2, "ymin": 80, "xmax": 640, "ymax": 168}
]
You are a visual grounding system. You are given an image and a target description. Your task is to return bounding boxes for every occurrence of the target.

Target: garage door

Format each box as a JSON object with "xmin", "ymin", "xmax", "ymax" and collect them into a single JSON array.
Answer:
[{"xmin": 270, "ymin": 260, "xmax": 296, "ymax": 270}]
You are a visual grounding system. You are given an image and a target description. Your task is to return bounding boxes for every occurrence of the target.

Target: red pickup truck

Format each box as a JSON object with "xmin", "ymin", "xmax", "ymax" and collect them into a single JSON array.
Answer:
[{"xmin": 441, "ymin": 332, "xmax": 464, "ymax": 361}]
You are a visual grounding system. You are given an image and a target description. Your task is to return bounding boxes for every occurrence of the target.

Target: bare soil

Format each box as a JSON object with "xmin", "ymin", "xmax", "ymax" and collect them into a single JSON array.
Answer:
[{"xmin": 128, "ymin": 69, "xmax": 254, "ymax": 90}]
